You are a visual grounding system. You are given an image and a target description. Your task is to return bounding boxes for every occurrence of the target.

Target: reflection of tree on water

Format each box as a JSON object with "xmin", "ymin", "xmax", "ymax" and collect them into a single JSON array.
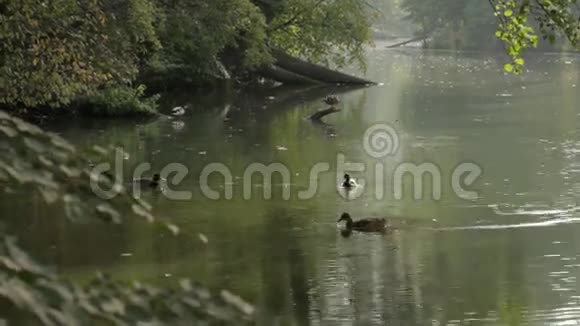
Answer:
[
  {"xmin": 230, "ymin": 84, "xmax": 368, "ymax": 140},
  {"xmin": 301, "ymin": 226, "xmax": 530, "ymax": 325},
  {"xmin": 420, "ymin": 230, "xmax": 529, "ymax": 324},
  {"xmin": 288, "ymin": 247, "xmax": 311, "ymax": 325},
  {"xmin": 258, "ymin": 208, "xmax": 314, "ymax": 325},
  {"xmin": 315, "ymin": 229, "xmax": 423, "ymax": 324}
]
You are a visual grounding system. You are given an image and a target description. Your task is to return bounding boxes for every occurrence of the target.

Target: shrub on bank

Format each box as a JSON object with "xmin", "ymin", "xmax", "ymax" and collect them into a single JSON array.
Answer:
[{"xmin": 77, "ymin": 84, "xmax": 160, "ymax": 117}]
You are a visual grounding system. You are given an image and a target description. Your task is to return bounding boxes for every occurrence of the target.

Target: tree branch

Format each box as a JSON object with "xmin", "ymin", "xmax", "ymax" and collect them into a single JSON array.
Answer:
[
  {"xmin": 310, "ymin": 107, "xmax": 340, "ymax": 121},
  {"xmin": 532, "ymin": 0, "xmax": 578, "ymax": 46},
  {"xmin": 269, "ymin": 0, "xmax": 326, "ymax": 32},
  {"xmin": 487, "ymin": 0, "xmax": 510, "ymax": 54}
]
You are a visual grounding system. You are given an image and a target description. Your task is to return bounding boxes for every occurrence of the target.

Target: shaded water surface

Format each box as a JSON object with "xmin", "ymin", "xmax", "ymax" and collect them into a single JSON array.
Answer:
[{"xmin": 2, "ymin": 50, "xmax": 580, "ymax": 325}]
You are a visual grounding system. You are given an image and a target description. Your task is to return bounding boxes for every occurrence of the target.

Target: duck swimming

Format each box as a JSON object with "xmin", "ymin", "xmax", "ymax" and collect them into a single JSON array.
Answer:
[
  {"xmin": 323, "ymin": 95, "xmax": 340, "ymax": 106},
  {"xmin": 342, "ymin": 174, "xmax": 358, "ymax": 188},
  {"xmin": 134, "ymin": 173, "xmax": 161, "ymax": 188},
  {"xmin": 171, "ymin": 106, "xmax": 186, "ymax": 116},
  {"xmin": 337, "ymin": 213, "xmax": 386, "ymax": 232}
]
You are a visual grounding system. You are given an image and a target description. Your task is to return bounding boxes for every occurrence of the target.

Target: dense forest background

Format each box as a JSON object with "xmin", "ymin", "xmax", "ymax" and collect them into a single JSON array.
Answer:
[
  {"xmin": 376, "ymin": 0, "xmax": 578, "ymax": 53},
  {"xmin": 1, "ymin": 0, "xmax": 578, "ymax": 114}
]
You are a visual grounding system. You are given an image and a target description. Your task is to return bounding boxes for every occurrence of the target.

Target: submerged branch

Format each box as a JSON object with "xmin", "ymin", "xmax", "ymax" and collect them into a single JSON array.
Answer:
[
  {"xmin": 310, "ymin": 106, "xmax": 340, "ymax": 122},
  {"xmin": 385, "ymin": 35, "xmax": 429, "ymax": 48}
]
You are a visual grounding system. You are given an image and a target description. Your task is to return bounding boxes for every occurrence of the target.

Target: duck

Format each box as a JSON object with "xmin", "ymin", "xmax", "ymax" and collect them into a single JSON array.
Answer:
[
  {"xmin": 323, "ymin": 95, "xmax": 340, "ymax": 106},
  {"xmin": 342, "ymin": 174, "xmax": 358, "ymax": 188},
  {"xmin": 133, "ymin": 173, "xmax": 161, "ymax": 188},
  {"xmin": 337, "ymin": 213, "xmax": 386, "ymax": 232},
  {"xmin": 171, "ymin": 106, "xmax": 186, "ymax": 116}
]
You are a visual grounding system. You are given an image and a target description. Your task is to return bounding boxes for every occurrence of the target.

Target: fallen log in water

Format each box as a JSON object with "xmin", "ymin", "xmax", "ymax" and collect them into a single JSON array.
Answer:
[
  {"xmin": 260, "ymin": 64, "xmax": 323, "ymax": 85},
  {"xmin": 385, "ymin": 35, "xmax": 429, "ymax": 48},
  {"xmin": 309, "ymin": 107, "xmax": 340, "ymax": 122},
  {"xmin": 262, "ymin": 49, "xmax": 375, "ymax": 85}
]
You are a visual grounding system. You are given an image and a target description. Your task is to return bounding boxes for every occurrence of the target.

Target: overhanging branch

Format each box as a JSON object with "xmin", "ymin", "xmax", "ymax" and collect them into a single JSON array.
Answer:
[{"xmin": 269, "ymin": 0, "xmax": 326, "ymax": 31}]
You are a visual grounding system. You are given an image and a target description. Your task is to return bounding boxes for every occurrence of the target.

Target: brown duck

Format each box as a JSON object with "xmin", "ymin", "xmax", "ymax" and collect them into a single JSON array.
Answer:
[
  {"xmin": 323, "ymin": 95, "xmax": 340, "ymax": 106},
  {"xmin": 337, "ymin": 213, "xmax": 386, "ymax": 232}
]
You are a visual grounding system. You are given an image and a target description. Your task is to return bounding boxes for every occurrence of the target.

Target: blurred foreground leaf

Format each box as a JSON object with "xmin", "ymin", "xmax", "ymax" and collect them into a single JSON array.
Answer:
[
  {"xmin": 0, "ymin": 237, "xmax": 254, "ymax": 325},
  {"xmin": 0, "ymin": 110, "xmax": 253, "ymax": 324},
  {"xmin": 0, "ymin": 110, "xmax": 154, "ymax": 224}
]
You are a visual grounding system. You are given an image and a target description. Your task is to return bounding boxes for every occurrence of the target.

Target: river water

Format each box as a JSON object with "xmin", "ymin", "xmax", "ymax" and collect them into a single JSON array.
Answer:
[{"xmin": 3, "ymin": 48, "xmax": 580, "ymax": 325}]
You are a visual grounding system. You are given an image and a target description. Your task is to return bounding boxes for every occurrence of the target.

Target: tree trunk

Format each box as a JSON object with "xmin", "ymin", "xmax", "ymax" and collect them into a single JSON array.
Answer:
[
  {"xmin": 260, "ymin": 65, "xmax": 323, "ymax": 85},
  {"xmin": 385, "ymin": 35, "xmax": 430, "ymax": 48},
  {"xmin": 262, "ymin": 49, "xmax": 375, "ymax": 85}
]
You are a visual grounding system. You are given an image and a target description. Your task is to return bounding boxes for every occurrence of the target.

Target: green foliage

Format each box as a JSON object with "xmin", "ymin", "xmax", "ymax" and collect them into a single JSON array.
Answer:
[
  {"xmin": 78, "ymin": 84, "xmax": 160, "ymax": 117},
  {"xmin": 492, "ymin": 0, "xmax": 540, "ymax": 73},
  {"xmin": 0, "ymin": 0, "xmax": 375, "ymax": 111},
  {"xmin": 401, "ymin": 0, "xmax": 579, "ymax": 72},
  {"xmin": 491, "ymin": 0, "xmax": 579, "ymax": 73},
  {"xmin": 268, "ymin": 0, "xmax": 374, "ymax": 69},
  {"xmin": 0, "ymin": 110, "xmax": 157, "ymax": 224},
  {"xmin": 152, "ymin": 0, "xmax": 272, "ymax": 79},
  {"xmin": 0, "ymin": 0, "xmax": 159, "ymax": 108}
]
